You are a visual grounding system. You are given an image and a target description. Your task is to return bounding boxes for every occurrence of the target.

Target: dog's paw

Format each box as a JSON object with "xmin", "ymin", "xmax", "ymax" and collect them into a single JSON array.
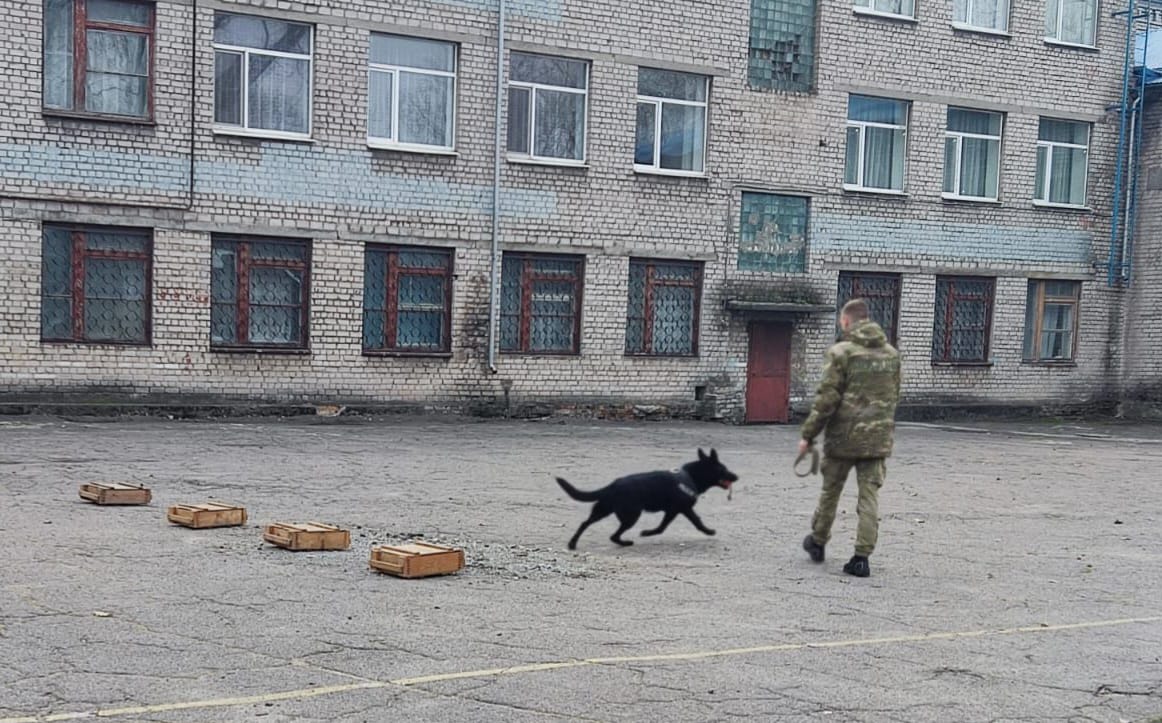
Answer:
[
  {"xmin": 567, "ymin": 542, "xmax": 578, "ymax": 551},
  {"xmin": 640, "ymin": 529, "xmax": 658, "ymax": 537},
  {"xmin": 703, "ymin": 528, "xmax": 716, "ymax": 536},
  {"xmin": 613, "ymin": 538, "xmax": 634, "ymax": 546}
]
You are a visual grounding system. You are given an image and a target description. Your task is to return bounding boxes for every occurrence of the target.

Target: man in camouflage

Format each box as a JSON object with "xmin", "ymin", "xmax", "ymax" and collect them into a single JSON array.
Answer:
[{"xmin": 799, "ymin": 298, "xmax": 901, "ymax": 578}]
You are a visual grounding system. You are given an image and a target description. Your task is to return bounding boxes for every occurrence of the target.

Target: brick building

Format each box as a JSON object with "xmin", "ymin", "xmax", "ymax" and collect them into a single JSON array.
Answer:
[{"xmin": 0, "ymin": 0, "xmax": 1135, "ymax": 421}]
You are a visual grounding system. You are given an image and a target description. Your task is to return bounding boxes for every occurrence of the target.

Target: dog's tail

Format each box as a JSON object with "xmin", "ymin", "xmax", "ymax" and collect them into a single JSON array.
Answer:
[{"xmin": 556, "ymin": 477, "xmax": 601, "ymax": 502}]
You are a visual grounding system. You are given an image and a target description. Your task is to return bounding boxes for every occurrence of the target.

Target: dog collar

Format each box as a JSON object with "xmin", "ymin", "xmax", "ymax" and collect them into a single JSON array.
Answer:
[{"xmin": 675, "ymin": 470, "xmax": 698, "ymax": 499}]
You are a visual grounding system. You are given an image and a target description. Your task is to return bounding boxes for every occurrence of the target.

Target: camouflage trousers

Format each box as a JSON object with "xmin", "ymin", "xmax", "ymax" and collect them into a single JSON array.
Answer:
[{"xmin": 810, "ymin": 457, "xmax": 885, "ymax": 557}]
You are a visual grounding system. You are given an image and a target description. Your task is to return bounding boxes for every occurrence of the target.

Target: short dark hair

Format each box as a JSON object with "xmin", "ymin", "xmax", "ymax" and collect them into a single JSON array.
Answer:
[{"xmin": 841, "ymin": 298, "xmax": 870, "ymax": 321}]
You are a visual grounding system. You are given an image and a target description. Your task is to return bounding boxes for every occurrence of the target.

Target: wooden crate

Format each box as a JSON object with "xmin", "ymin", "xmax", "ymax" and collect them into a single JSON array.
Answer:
[
  {"xmin": 78, "ymin": 483, "xmax": 151, "ymax": 506},
  {"xmin": 263, "ymin": 522, "xmax": 350, "ymax": 551},
  {"xmin": 369, "ymin": 541, "xmax": 465, "ymax": 579},
  {"xmin": 166, "ymin": 503, "xmax": 247, "ymax": 529}
]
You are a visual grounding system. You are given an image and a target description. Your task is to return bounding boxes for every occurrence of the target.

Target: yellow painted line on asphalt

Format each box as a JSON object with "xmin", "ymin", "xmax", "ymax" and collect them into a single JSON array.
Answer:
[{"xmin": 3, "ymin": 614, "xmax": 1159, "ymax": 722}]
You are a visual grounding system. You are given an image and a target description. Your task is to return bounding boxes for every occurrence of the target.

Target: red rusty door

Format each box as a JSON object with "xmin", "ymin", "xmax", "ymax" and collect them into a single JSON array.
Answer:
[{"xmin": 745, "ymin": 322, "xmax": 792, "ymax": 423}]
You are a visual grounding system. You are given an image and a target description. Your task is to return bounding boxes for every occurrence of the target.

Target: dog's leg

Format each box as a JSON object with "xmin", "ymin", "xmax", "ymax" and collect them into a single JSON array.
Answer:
[
  {"xmin": 681, "ymin": 508, "xmax": 716, "ymax": 536},
  {"xmin": 609, "ymin": 509, "xmax": 641, "ymax": 547},
  {"xmin": 641, "ymin": 511, "xmax": 678, "ymax": 537},
  {"xmin": 568, "ymin": 501, "xmax": 612, "ymax": 550}
]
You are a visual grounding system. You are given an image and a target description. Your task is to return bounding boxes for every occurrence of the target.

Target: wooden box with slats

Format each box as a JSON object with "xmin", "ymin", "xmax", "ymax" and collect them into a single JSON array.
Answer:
[
  {"xmin": 79, "ymin": 483, "xmax": 152, "ymax": 506},
  {"xmin": 263, "ymin": 522, "xmax": 350, "ymax": 551},
  {"xmin": 166, "ymin": 503, "xmax": 247, "ymax": 529},
  {"xmin": 369, "ymin": 542, "xmax": 464, "ymax": 578}
]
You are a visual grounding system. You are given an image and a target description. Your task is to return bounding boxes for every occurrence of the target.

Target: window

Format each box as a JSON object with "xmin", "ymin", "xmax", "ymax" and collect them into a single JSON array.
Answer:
[
  {"xmin": 943, "ymin": 108, "xmax": 1003, "ymax": 201},
  {"xmin": 1046, "ymin": 0, "xmax": 1097, "ymax": 46},
  {"xmin": 367, "ymin": 34, "xmax": 456, "ymax": 151},
  {"xmin": 854, "ymin": 0, "xmax": 916, "ymax": 18},
  {"xmin": 634, "ymin": 68, "xmax": 709, "ymax": 175},
  {"xmin": 747, "ymin": 0, "xmax": 818, "ymax": 92},
  {"xmin": 1024, "ymin": 280, "xmax": 1080, "ymax": 361},
  {"xmin": 362, "ymin": 246, "xmax": 452, "ymax": 354},
  {"xmin": 213, "ymin": 13, "xmax": 312, "ymax": 138},
  {"xmin": 738, "ymin": 193, "xmax": 808, "ymax": 272},
  {"xmin": 953, "ymin": 0, "xmax": 1010, "ymax": 32},
  {"xmin": 500, "ymin": 253, "xmax": 583, "ymax": 354},
  {"xmin": 1035, "ymin": 119, "xmax": 1089, "ymax": 207},
  {"xmin": 845, "ymin": 96, "xmax": 908, "ymax": 193},
  {"xmin": 836, "ymin": 272, "xmax": 901, "ymax": 345},
  {"xmin": 507, "ymin": 53, "xmax": 588, "ymax": 163},
  {"xmin": 41, "ymin": 225, "xmax": 151, "ymax": 344},
  {"xmin": 932, "ymin": 276, "xmax": 994, "ymax": 363},
  {"xmin": 626, "ymin": 260, "xmax": 702, "ymax": 356},
  {"xmin": 43, "ymin": 0, "xmax": 154, "ymax": 118},
  {"xmin": 210, "ymin": 236, "xmax": 310, "ymax": 350}
]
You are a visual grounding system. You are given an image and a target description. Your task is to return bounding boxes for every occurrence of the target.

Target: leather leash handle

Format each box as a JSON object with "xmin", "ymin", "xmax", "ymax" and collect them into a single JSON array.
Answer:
[{"xmin": 794, "ymin": 445, "xmax": 820, "ymax": 477}]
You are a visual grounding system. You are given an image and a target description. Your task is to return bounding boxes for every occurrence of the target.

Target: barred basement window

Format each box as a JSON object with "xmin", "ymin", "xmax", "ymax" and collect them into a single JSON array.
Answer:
[
  {"xmin": 738, "ymin": 192, "xmax": 808, "ymax": 272},
  {"xmin": 362, "ymin": 246, "xmax": 452, "ymax": 354},
  {"xmin": 626, "ymin": 259, "xmax": 702, "ymax": 357},
  {"xmin": 932, "ymin": 276, "xmax": 995, "ymax": 363},
  {"xmin": 836, "ymin": 271, "xmax": 900, "ymax": 345},
  {"xmin": 41, "ymin": 224, "xmax": 152, "ymax": 345},
  {"xmin": 747, "ymin": 0, "xmax": 818, "ymax": 92},
  {"xmin": 1024, "ymin": 280, "xmax": 1080, "ymax": 361},
  {"xmin": 210, "ymin": 236, "xmax": 310, "ymax": 350},
  {"xmin": 500, "ymin": 253, "xmax": 584, "ymax": 354}
]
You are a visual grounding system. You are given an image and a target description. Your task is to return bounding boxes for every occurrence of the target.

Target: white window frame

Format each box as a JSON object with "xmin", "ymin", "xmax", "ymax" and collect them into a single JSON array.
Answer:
[
  {"xmin": 844, "ymin": 98, "xmax": 909, "ymax": 194},
  {"xmin": 943, "ymin": 108, "xmax": 1003, "ymax": 202},
  {"xmin": 1035, "ymin": 119, "xmax": 1090, "ymax": 208},
  {"xmin": 1044, "ymin": 0, "xmax": 1098, "ymax": 48},
  {"xmin": 952, "ymin": 0, "xmax": 1011, "ymax": 34},
  {"xmin": 212, "ymin": 17, "xmax": 314, "ymax": 141},
  {"xmin": 507, "ymin": 57, "xmax": 589, "ymax": 167},
  {"xmin": 634, "ymin": 74, "xmax": 709, "ymax": 178},
  {"xmin": 853, "ymin": 0, "xmax": 917, "ymax": 21},
  {"xmin": 366, "ymin": 37, "xmax": 457, "ymax": 154}
]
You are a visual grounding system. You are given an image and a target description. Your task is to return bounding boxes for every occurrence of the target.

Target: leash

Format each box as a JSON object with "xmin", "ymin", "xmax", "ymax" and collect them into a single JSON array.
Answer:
[{"xmin": 794, "ymin": 444, "xmax": 820, "ymax": 477}]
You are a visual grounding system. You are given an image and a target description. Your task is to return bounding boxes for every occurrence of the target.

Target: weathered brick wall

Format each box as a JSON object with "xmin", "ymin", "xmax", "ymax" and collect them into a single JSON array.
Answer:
[
  {"xmin": 0, "ymin": 0, "xmax": 1131, "ymax": 420},
  {"xmin": 1123, "ymin": 96, "xmax": 1162, "ymax": 412}
]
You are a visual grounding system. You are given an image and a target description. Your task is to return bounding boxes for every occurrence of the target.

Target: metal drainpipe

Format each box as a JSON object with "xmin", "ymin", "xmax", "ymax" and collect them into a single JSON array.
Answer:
[
  {"xmin": 1122, "ymin": 97, "xmax": 1138, "ymax": 282},
  {"xmin": 486, "ymin": 0, "xmax": 505, "ymax": 374}
]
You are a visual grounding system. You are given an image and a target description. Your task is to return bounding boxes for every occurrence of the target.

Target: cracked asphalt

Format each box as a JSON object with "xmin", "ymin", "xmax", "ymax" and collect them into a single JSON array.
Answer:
[{"xmin": 1, "ymin": 414, "xmax": 1161, "ymax": 722}]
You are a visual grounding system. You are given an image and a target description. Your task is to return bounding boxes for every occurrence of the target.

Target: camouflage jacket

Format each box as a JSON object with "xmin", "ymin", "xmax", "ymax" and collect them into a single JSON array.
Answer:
[{"xmin": 800, "ymin": 320, "xmax": 901, "ymax": 459}]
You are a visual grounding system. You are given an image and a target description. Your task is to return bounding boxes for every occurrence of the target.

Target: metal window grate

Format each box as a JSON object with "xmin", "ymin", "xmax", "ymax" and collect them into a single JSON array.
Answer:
[
  {"xmin": 41, "ymin": 224, "xmax": 151, "ymax": 344},
  {"xmin": 362, "ymin": 246, "xmax": 452, "ymax": 353},
  {"xmin": 739, "ymin": 193, "xmax": 808, "ymax": 272},
  {"xmin": 210, "ymin": 236, "xmax": 309, "ymax": 349},
  {"xmin": 626, "ymin": 260, "xmax": 701, "ymax": 356},
  {"xmin": 500, "ymin": 253, "xmax": 583, "ymax": 354},
  {"xmin": 933, "ymin": 276, "xmax": 994, "ymax": 363},
  {"xmin": 837, "ymin": 272, "xmax": 901, "ymax": 345},
  {"xmin": 748, "ymin": 0, "xmax": 817, "ymax": 92}
]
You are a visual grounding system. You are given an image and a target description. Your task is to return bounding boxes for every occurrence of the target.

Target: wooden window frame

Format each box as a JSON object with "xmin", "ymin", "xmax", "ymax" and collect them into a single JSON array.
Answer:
[
  {"xmin": 837, "ymin": 271, "xmax": 901, "ymax": 346},
  {"xmin": 362, "ymin": 245, "xmax": 454, "ymax": 356},
  {"xmin": 40, "ymin": 223, "xmax": 153, "ymax": 345},
  {"xmin": 932, "ymin": 275, "xmax": 995, "ymax": 364},
  {"xmin": 210, "ymin": 236, "xmax": 311, "ymax": 352},
  {"xmin": 500, "ymin": 252, "xmax": 584, "ymax": 356},
  {"xmin": 625, "ymin": 258, "xmax": 703, "ymax": 357},
  {"xmin": 1024, "ymin": 279, "xmax": 1080, "ymax": 362}
]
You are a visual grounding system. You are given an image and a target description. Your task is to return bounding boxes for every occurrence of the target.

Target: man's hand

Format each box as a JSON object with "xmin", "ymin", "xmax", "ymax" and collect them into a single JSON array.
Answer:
[{"xmin": 798, "ymin": 438, "xmax": 811, "ymax": 456}]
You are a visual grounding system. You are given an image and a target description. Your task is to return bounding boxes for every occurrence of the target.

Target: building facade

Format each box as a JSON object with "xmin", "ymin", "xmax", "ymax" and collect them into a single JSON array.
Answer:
[{"xmin": 0, "ymin": 0, "xmax": 1132, "ymax": 421}]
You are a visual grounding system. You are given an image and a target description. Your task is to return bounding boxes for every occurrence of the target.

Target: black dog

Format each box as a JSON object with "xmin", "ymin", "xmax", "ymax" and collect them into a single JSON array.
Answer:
[{"xmin": 556, "ymin": 448, "xmax": 739, "ymax": 550}]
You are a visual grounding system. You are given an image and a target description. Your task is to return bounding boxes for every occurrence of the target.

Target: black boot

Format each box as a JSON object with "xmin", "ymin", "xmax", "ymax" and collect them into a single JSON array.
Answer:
[
  {"xmin": 802, "ymin": 534, "xmax": 825, "ymax": 563},
  {"xmin": 843, "ymin": 555, "xmax": 870, "ymax": 578}
]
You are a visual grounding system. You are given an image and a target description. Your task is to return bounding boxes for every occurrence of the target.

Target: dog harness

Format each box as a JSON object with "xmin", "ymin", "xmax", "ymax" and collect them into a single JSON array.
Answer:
[{"xmin": 675, "ymin": 469, "xmax": 698, "ymax": 499}]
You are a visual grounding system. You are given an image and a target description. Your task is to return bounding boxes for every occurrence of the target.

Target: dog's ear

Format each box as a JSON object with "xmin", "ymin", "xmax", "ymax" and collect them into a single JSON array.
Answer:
[
  {"xmin": 697, "ymin": 448, "xmax": 707, "ymax": 461},
  {"xmin": 710, "ymin": 448, "xmax": 719, "ymax": 461}
]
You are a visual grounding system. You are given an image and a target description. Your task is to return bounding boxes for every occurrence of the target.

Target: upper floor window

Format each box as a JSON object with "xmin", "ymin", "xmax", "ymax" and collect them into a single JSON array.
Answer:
[
  {"xmin": 507, "ymin": 53, "xmax": 588, "ymax": 164},
  {"xmin": 854, "ymin": 0, "xmax": 916, "ymax": 18},
  {"xmin": 747, "ymin": 0, "xmax": 818, "ymax": 92},
  {"xmin": 213, "ymin": 13, "xmax": 313, "ymax": 139},
  {"xmin": 43, "ymin": 0, "xmax": 154, "ymax": 119},
  {"xmin": 738, "ymin": 192, "xmax": 808, "ymax": 272},
  {"xmin": 368, "ymin": 34, "xmax": 456, "ymax": 152},
  {"xmin": 953, "ymin": 0, "xmax": 1010, "ymax": 33},
  {"xmin": 634, "ymin": 68, "xmax": 709, "ymax": 175},
  {"xmin": 1035, "ymin": 118, "xmax": 1089, "ymax": 207},
  {"xmin": 845, "ymin": 95, "xmax": 908, "ymax": 193},
  {"xmin": 1046, "ymin": 0, "xmax": 1097, "ymax": 46},
  {"xmin": 943, "ymin": 108, "xmax": 1002, "ymax": 202}
]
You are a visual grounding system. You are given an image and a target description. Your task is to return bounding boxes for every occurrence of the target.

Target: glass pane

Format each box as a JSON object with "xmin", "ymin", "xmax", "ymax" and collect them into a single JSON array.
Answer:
[
  {"xmin": 1058, "ymin": 0, "xmax": 1095, "ymax": 44},
  {"xmin": 214, "ymin": 13, "xmax": 311, "ymax": 54},
  {"xmin": 1041, "ymin": 330, "xmax": 1071, "ymax": 359},
  {"xmin": 247, "ymin": 55, "xmax": 310, "ymax": 133},
  {"xmin": 362, "ymin": 250, "xmax": 386, "ymax": 350},
  {"xmin": 658, "ymin": 102, "xmax": 705, "ymax": 171},
  {"xmin": 398, "ymin": 274, "xmax": 444, "ymax": 309},
  {"xmin": 738, "ymin": 192, "xmax": 808, "ymax": 272},
  {"xmin": 510, "ymin": 52, "xmax": 587, "ymax": 88},
  {"xmin": 838, "ymin": 273, "xmax": 900, "ymax": 343},
  {"xmin": 1043, "ymin": 302, "xmax": 1073, "ymax": 332},
  {"xmin": 947, "ymin": 108, "xmax": 1001, "ymax": 136},
  {"xmin": 625, "ymin": 262, "xmax": 646, "ymax": 353},
  {"xmin": 85, "ymin": 73, "xmax": 147, "ymax": 116},
  {"xmin": 530, "ymin": 278, "xmax": 576, "ymax": 352},
  {"xmin": 210, "ymin": 246, "xmax": 236, "ymax": 303},
  {"xmin": 248, "ymin": 266, "xmax": 302, "ymax": 344},
  {"xmin": 42, "ymin": 298, "xmax": 72, "ymax": 339},
  {"xmin": 214, "ymin": 51, "xmax": 242, "ymax": 125},
  {"xmin": 862, "ymin": 126, "xmax": 904, "ymax": 190},
  {"xmin": 635, "ymin": 102, "xmax": 656, "ymax": 166},
  {"xmin": 251, "ymin": 242, "xmax": 307, "ymax": 261},
  {"xmin": 84, "ymin": 258, "xmax": 147, "ymax": 342},
  {"xmin": 1046, "ymin": 0, "xmax": 1060, "ymax": 36},
  {"xmin": 953, "ymin": 0, "xmax": 969, "ymax": 22},
  {"xmin": 652, "ymin": 285, "xmax": 695, "ymax": 355},
  {"xmin": 368, "ymin": 70, "xmax": 393, "ymax": 139},
  {"xmin": 1044, "ymin": 280, "xmax": 1078, "ymax": 298},
  {"xmin": 85, "ymin": 230, "xmax": 147, "ymax": 253},
  {"xmin": 747, "ymin": 0, "xmax": 817, "ymax": 92},
  {"xmin": 398, "ymin": 72, "xmax": 453, "ymax": 147},
  {"xmin": 44, "ymin": 0, "xmax": 75, "ymax": 109},
  {"xmin": 86, "ymin": 31, "xmax": 149, "ymax": 116},
  {"xmin": 873, "ymin": 0, "xmax": 914, "ymax": 14},
  {"xmin": 844, "ymin": 126, "xmax": 860, "ymax": 185},
  {"xmin": 959, "ymin": 136, "xmax": 999, "ymax": 198},
  {"xmin": 848, "ymin": 95, "xmax": 907, "ymax": 125},
  {"xmin": 41, "ymin": 227, "xmax": 73, "ymax": 296},
  {"xmin": 1023, "ymin": 281, "xmax": 1037, "ymax": 358},
  {"xmin": 943, "ymin": 137, "xmax": 958, "ymax": 194},
  {"xmin": 369, "ymin": 34, "xmax": 454, "ymax": 72},
  {"xmin": 533, "ymin": 88, "xmax": 585, "ymax": 160},
  {"xmin": 249, "ymin": 267, "xmax": 302, "ymax": 305},
  {"xmin": 88, "ymin": 0, "xmax": 150, "ymax": 26},
  {"xmin": 1039, "ymin": 118, "xmax": 1088, "ymax": 145},
  {"xmin": 1034, "ymin": 145, "xmax": 1048, "ymax": 200},
  {"xmin": 397, "ymin": 311, "xmax": 442, "ymax": 348},
  {"xmin": 506, "ymin": 86, "xmax": 530, "ymax": 153},
  {"xmin": 637, "ymin": 68, "xmax": 707, "ymax": 101},
  {"xmin": 499, "ymin": 256, "xmax": 522, "ymax": 350},
  {"xmin": 248, "ymin": 305, "xmax": 299, "ymax": 344},
  {"xmin": 971, "ymin": 0, "xmax": 1007, "ymax": 29},
  {"xmin": 398, "ymin": 250, "xmax": 449, "ymax": 269},
  {"xmin": 1049, "ymin": 146, "xmax": 1087, "ymax": 205}
]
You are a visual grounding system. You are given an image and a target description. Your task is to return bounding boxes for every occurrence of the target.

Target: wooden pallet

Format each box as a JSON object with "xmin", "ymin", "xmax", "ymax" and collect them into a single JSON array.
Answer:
[
  {"xmin": 369, "ymin": 541, "xmax": 465, "ymax": 579},
  {"xmin": 166, "ymin": 503, "xmax": 247, "ymax": 529},
  {"xmin": 78, "ymin": 483, "xmax": 152, "ymax": 506},
  {"xmin": 263, "ymin": 522, "xmax": 350, "ymax": 551}
]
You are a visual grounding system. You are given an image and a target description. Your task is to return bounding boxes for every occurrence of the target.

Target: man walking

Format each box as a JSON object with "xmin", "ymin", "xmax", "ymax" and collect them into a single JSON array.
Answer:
[{"xmin": 799, "ymin": 298, "xmax": 901, "ymax": 578}]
